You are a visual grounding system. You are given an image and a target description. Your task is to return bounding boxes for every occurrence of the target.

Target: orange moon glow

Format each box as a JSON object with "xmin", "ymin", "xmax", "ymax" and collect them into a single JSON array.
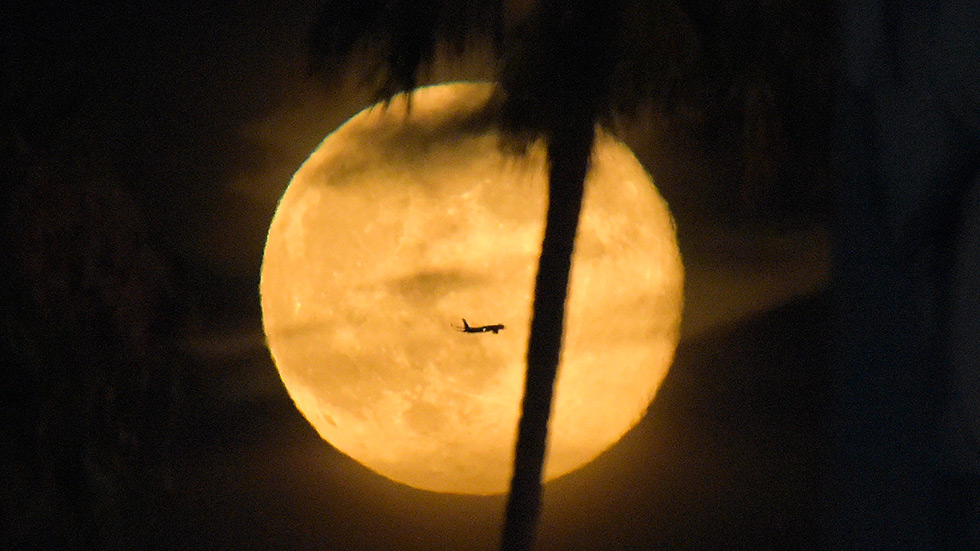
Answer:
[{"xmin": 260, "ymin": 82, "xmax": 683, "ymax": 495}]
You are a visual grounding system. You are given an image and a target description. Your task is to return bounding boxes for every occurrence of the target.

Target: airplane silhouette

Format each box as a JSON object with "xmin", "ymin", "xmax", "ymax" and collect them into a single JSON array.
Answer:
[{"xmin": 453, "ymin": 319, "xmax": 505, "ymax": 334}]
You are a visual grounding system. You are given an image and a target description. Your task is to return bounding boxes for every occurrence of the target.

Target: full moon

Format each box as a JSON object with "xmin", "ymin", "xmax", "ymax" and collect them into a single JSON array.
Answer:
[{"xmin": 260, "ymin": 82, "xmax": 683, "ymax": 495}]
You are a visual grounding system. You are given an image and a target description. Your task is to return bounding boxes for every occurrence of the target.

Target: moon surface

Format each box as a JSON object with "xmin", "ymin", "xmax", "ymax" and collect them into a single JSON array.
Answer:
[{"xmin": 260, "ymin": 82, "xmax": 683, "ymax": 495}]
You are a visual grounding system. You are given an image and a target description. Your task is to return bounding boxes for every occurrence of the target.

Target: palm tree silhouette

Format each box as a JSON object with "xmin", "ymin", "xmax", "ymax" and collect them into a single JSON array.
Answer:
[{"xmin": 309, "ymin": 2, "xmax": 639, "ymax": 549}]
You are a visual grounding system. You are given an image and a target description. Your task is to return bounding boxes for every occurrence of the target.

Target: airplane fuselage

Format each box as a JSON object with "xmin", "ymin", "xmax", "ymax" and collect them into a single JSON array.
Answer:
[{"xmin": 456, "ymin": 319, "xmax": 505, "ymax": 334}]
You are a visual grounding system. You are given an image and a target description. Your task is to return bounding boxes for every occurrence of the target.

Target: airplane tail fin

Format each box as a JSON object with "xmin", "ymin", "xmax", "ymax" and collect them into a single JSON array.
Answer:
[{"xmin": 462, "ymin": 318, "xmax": 470, "ymax": 330}]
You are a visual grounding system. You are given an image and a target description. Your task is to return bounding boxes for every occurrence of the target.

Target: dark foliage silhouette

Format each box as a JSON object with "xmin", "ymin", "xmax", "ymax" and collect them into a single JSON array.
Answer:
[
  {"xmin": 1, "ymin": 82, "xmax": 182, "ymax": 548},
  {"xmin": 828, "ymin": 2, "xmax": 980, "ymax": 548}
]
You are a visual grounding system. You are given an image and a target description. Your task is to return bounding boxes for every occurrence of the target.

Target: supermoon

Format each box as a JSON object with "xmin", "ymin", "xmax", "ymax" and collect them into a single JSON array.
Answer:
[{"xmin": 260, "ymin": 82, "xmax": 683, "ymax": 495}]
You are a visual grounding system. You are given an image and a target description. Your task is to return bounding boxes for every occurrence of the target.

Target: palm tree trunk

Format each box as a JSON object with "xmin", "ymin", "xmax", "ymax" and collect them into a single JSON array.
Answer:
[{"xmin": 500, "ymin": 118, "xmax": 595, "ymax": 551}]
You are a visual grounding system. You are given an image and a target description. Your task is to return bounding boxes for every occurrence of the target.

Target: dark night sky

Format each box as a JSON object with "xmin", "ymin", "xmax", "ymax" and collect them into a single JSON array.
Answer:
[{"xmin": 3, "ymin": 2, "xmax": 834, "ymax": 549}]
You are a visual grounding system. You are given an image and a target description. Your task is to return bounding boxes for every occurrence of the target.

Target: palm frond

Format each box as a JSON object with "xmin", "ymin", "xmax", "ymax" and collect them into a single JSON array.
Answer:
[
  {"xmin": 307, "ymin": 0, "xmax": 706, "ymax": 142},
  {"xmin": 609, "ymin": 0, "xmax": 700, "ymax": 115},
  {"xmin": 496, "ymin": 0, "xmax": 620, "ymax": 140},
  {"xmin": 308, "ymin": 0, "xmax": 503, "ymax": 101}
]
